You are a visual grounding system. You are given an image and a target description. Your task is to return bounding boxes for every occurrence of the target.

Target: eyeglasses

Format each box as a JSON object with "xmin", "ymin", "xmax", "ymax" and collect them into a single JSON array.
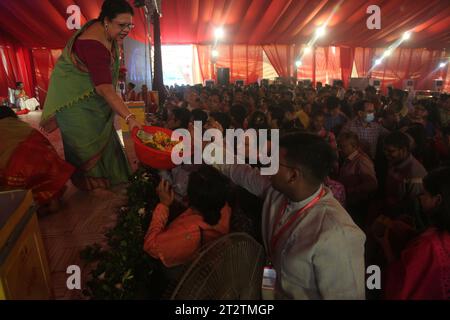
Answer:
[{"xmin": 116, "ymin": 22, "xmax": 135, "ymax": 31}]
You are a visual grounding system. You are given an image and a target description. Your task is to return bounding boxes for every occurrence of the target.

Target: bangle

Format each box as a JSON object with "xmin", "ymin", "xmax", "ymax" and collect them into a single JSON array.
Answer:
[{"xmin": 125, "ymin": 113, "xmax": 136, "ymax": 124}]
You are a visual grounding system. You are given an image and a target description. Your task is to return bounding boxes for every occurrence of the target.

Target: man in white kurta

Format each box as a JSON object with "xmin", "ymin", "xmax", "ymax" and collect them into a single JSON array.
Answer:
[{"xmin": 211, "ymin": 133, "xmax": 366, "ymax": 299}]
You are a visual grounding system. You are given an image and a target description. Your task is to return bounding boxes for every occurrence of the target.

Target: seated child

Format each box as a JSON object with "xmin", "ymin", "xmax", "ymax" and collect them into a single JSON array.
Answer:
[{"xmin": 144, "ymin": 165, "xmax": 231, "ymax": 267}]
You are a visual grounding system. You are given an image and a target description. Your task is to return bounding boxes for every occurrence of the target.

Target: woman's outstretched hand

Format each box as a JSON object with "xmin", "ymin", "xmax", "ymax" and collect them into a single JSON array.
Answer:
[{"xmin": 127, "ymin": 117, "xmax": 143, "ymax": 132}]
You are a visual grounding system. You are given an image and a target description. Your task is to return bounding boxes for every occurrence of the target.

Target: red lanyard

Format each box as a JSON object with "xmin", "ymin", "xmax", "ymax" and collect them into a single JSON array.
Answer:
[{"xmin": 270, "ymin": 187, "xmax": 325, "ymax": 257}]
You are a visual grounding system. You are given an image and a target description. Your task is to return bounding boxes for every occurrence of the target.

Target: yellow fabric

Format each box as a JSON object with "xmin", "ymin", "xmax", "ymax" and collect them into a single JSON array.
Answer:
[
  {"xmin": 0, "ymin": 118, "xmax": 33, "ymax": 170},
  {"xmin": 296, "ymin": 110, "xmax": 310, "ymax": 129}
]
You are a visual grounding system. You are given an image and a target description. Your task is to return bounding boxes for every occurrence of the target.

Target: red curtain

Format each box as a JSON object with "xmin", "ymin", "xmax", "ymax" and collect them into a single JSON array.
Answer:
[
  {"xmin": 315, "ymin": 47, "xmax": 327, "ymax": 84},
  {"xmin": 196, "ymin": 45, "xmax": 263, "ymax": 84},
  {"xmin": 262, "ymin": 45, "xmax": 296, "ymax": 78},
  {"xmin": 296, "ymin": 44, "xmax": 313, "ymax": 81},
  {"xmin": 0, "ymin": 35, "xmax": 36, "ymax": 99},
  {"xmin": 368, "ymin": 48, "xmax": 447, "ymax": 92},
  {"xmin": 315, "ymin": 47, "xmax": 341, "ymax": 84},
  {"xmin": 15, "ymin": 48, "xmax": 36, "ymax": 98},
  {"xmin": 196, "ymin": 45, "xmax": 213, "ymax": 82},
  {"xmin": 230, "ymin": 45, "xmax": 263, "ymax": 84},
  {"xmin": 31, "ymin": 48, "xmax": 62, "ymax": 105},
  {"xmin": 354, "ymin": 47, "xmax": 376, "ymax": 78},
  {"xmin": 0, "ymin": 44, "xmax": 16, "ymax": 97},
  {"xmin": 340, "ymin": 47, "xmax": 354, "ymax": 88}
]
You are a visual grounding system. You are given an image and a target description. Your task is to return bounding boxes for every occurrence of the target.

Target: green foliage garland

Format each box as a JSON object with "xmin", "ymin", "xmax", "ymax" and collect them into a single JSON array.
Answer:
[{"xmin": 80, "ymin": 167, "xmax": 163, "ymax": 299}]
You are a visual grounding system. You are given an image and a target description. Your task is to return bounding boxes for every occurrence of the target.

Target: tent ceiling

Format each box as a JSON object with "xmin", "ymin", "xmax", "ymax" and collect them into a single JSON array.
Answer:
[{"xmin": 0, "ymin": 0, "xmax": 449, "ymax": 49}]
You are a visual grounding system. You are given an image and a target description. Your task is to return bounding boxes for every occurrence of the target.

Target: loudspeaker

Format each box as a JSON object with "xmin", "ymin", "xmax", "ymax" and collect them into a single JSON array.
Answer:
[
  {"xmin": 403, "ymin": 79, "xmax": 415, "ymax": 91},
  {"xmin": 217, "ymin": 68, "xmax": 230, "ymax": 85},
  {"xmin": 433, "ymin": 79, "xmax": 444, "ymax": 91}
]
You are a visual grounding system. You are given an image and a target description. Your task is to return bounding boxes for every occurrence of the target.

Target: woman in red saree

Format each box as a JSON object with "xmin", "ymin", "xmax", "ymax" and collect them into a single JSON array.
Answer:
[
  {"xmin": 377, "ymin": 167, "xmax": 450, "ymax": 300},
  {"xmin": 0, "ymin": 106, "xmax": 75, "ymax": 212}
]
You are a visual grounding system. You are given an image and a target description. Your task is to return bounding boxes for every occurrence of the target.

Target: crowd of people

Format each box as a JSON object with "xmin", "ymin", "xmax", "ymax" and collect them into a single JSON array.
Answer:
[
  {"xmin": 5, "ymin": 0, "xmax": 449, "ymax": 300},
  {"xmin": 142, "ymin": 81, "xmax": 450, "ymax": 300}
]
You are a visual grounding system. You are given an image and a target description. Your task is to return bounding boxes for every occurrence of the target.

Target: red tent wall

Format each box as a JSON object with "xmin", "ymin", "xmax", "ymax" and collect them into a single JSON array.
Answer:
[
  {"xmin": 1, "ymin": 1, "xmax": 449, "ymax": 95},
  {"xmin": 31, "ymin": 49, "xmax": 63, "ymax": 105},
  {"xmin": 0, "ymin": 34, "xmax": 36, "ymax": 100}
]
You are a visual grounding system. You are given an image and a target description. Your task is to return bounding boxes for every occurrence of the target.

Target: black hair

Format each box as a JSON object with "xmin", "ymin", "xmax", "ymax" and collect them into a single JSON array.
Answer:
[
  {"xmin": 0, "ymin": 106, "xmax": 18, "ymax": 119},
  {"xmin": 325, "ymin": 96, "xmax": 340, "ymax": 110},
  {"xmin": 128, "ymin": 82, "xmax": 136, "ymax": 89},
  {"xmin": 230, "ymin": 104, "xmax": 248, "ymax": 127},
  {"xmin": 279, "ymin": 101, "xmax": 295, "ymax": 113},
  {"xmin": 337, "ymin": 131, "xmax": 360, "ymax": 147},
  {"xmin": 16, "ymin": 82, "xmax": 23, "ymax": 87},
  {"xmin": 310, "ymin": 102, "xmax": 324, "ymax": 114},
  {"xmin": 187, "ymin": 165, "xmax": 229, "ymax": 226},
  {"xmin": 389, "ymin": 100, "xmax": 403, "ymax": 114},
  {"xmin": 423, "ymin": 167, "xmax": 450, "ymax": 233},
  {"xmin": 383, "ymin": 131, "xmax": 411, "ymax": 151},
  {"xmin": 279, "ymin": 132, "xmax": 335, "ymax": 185},
  {"xmin": 282, "ymin": 91, "xmax": 294, "ymax": 99},
  {"xmin": 191, "ymin": 108, "xmax": 208, "ymax": 123},
  {"xmin": 209, "ymin": 112, "xmax": 231, "ymax": 131},
  {"xmin": 405, "ymin": 123, "xmax": 427, "ymax": 158},
  {"xmin": 355, "ymin": 90, "xmax": 364, "ymax": 100},
  {"xmin": 174, "ymin": 92, "xmax": 184, "ymax": 101},
  {"xmin": 268, "ymin": 106, "xmax": 285, "ymax": 126},
  {"xmin": 248, "ymin": 111, "xmax": 269, "ymax": 130},
  {"xmin": 171, "ymin": 108, "xmax": 191, "ymax": 129},
  {"xmin": 98, "ymin": 0, "xmax": 134, "ymax": 23},
  {"xmin": 209, "ymin": 90, "xmax": 222, "ymax": 101},
  {"xmin": 353, "ymin": 100, "xmax": 371, "ymax": 113}
]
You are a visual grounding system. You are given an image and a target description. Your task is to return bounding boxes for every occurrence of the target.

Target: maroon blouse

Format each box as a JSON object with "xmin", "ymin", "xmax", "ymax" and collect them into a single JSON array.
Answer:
[{"xmin": 73, "ymin": 39, "xmax": 112, "ymax": 86}]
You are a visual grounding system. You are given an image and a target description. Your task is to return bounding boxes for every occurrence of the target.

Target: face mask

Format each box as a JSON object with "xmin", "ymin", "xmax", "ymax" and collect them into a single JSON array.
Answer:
[{"xmin": 365, "ymin": 113, "xmax": 375, "ymax": 123}]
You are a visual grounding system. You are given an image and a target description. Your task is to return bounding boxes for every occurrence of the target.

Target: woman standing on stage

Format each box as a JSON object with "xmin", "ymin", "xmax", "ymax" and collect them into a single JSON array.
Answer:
[{"xmin": 41, "ymin": 0, "xmax": 142, "ymax": 192}]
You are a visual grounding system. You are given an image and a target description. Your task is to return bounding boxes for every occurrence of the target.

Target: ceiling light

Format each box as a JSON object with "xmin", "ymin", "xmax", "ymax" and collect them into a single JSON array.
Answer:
[
  {"xmin": 315, "ymin": 26, "xmax": 326, "ymax": 38},
  {"xmin": 402, "ymin": 31, "xmax": 411, "ymax": 41},
  {"xmin": 214, "ymin": 28, "xmax": 224, "ymax": 39},
  {"xmin": 383, "ymin": 49, "xmax": 392, "ymax": 57}
]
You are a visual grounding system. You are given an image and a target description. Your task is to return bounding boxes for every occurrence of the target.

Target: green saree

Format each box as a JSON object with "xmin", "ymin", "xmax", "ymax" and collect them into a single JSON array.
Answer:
[{"xmin": 41, "ymin": 20, "xmax": 131, "ymax": 189}]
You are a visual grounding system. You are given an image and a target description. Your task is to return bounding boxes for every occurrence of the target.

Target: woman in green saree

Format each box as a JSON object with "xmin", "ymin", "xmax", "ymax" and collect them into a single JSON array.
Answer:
[{"xmin": 41, "ymin": 0, "xmax": 142, "ymax": 192}]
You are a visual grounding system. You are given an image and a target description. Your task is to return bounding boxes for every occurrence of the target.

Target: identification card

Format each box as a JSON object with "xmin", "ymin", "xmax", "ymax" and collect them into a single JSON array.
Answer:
[{"xmin": 261, "ymin": 265, "xmax": 277, "ymax": 300}]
